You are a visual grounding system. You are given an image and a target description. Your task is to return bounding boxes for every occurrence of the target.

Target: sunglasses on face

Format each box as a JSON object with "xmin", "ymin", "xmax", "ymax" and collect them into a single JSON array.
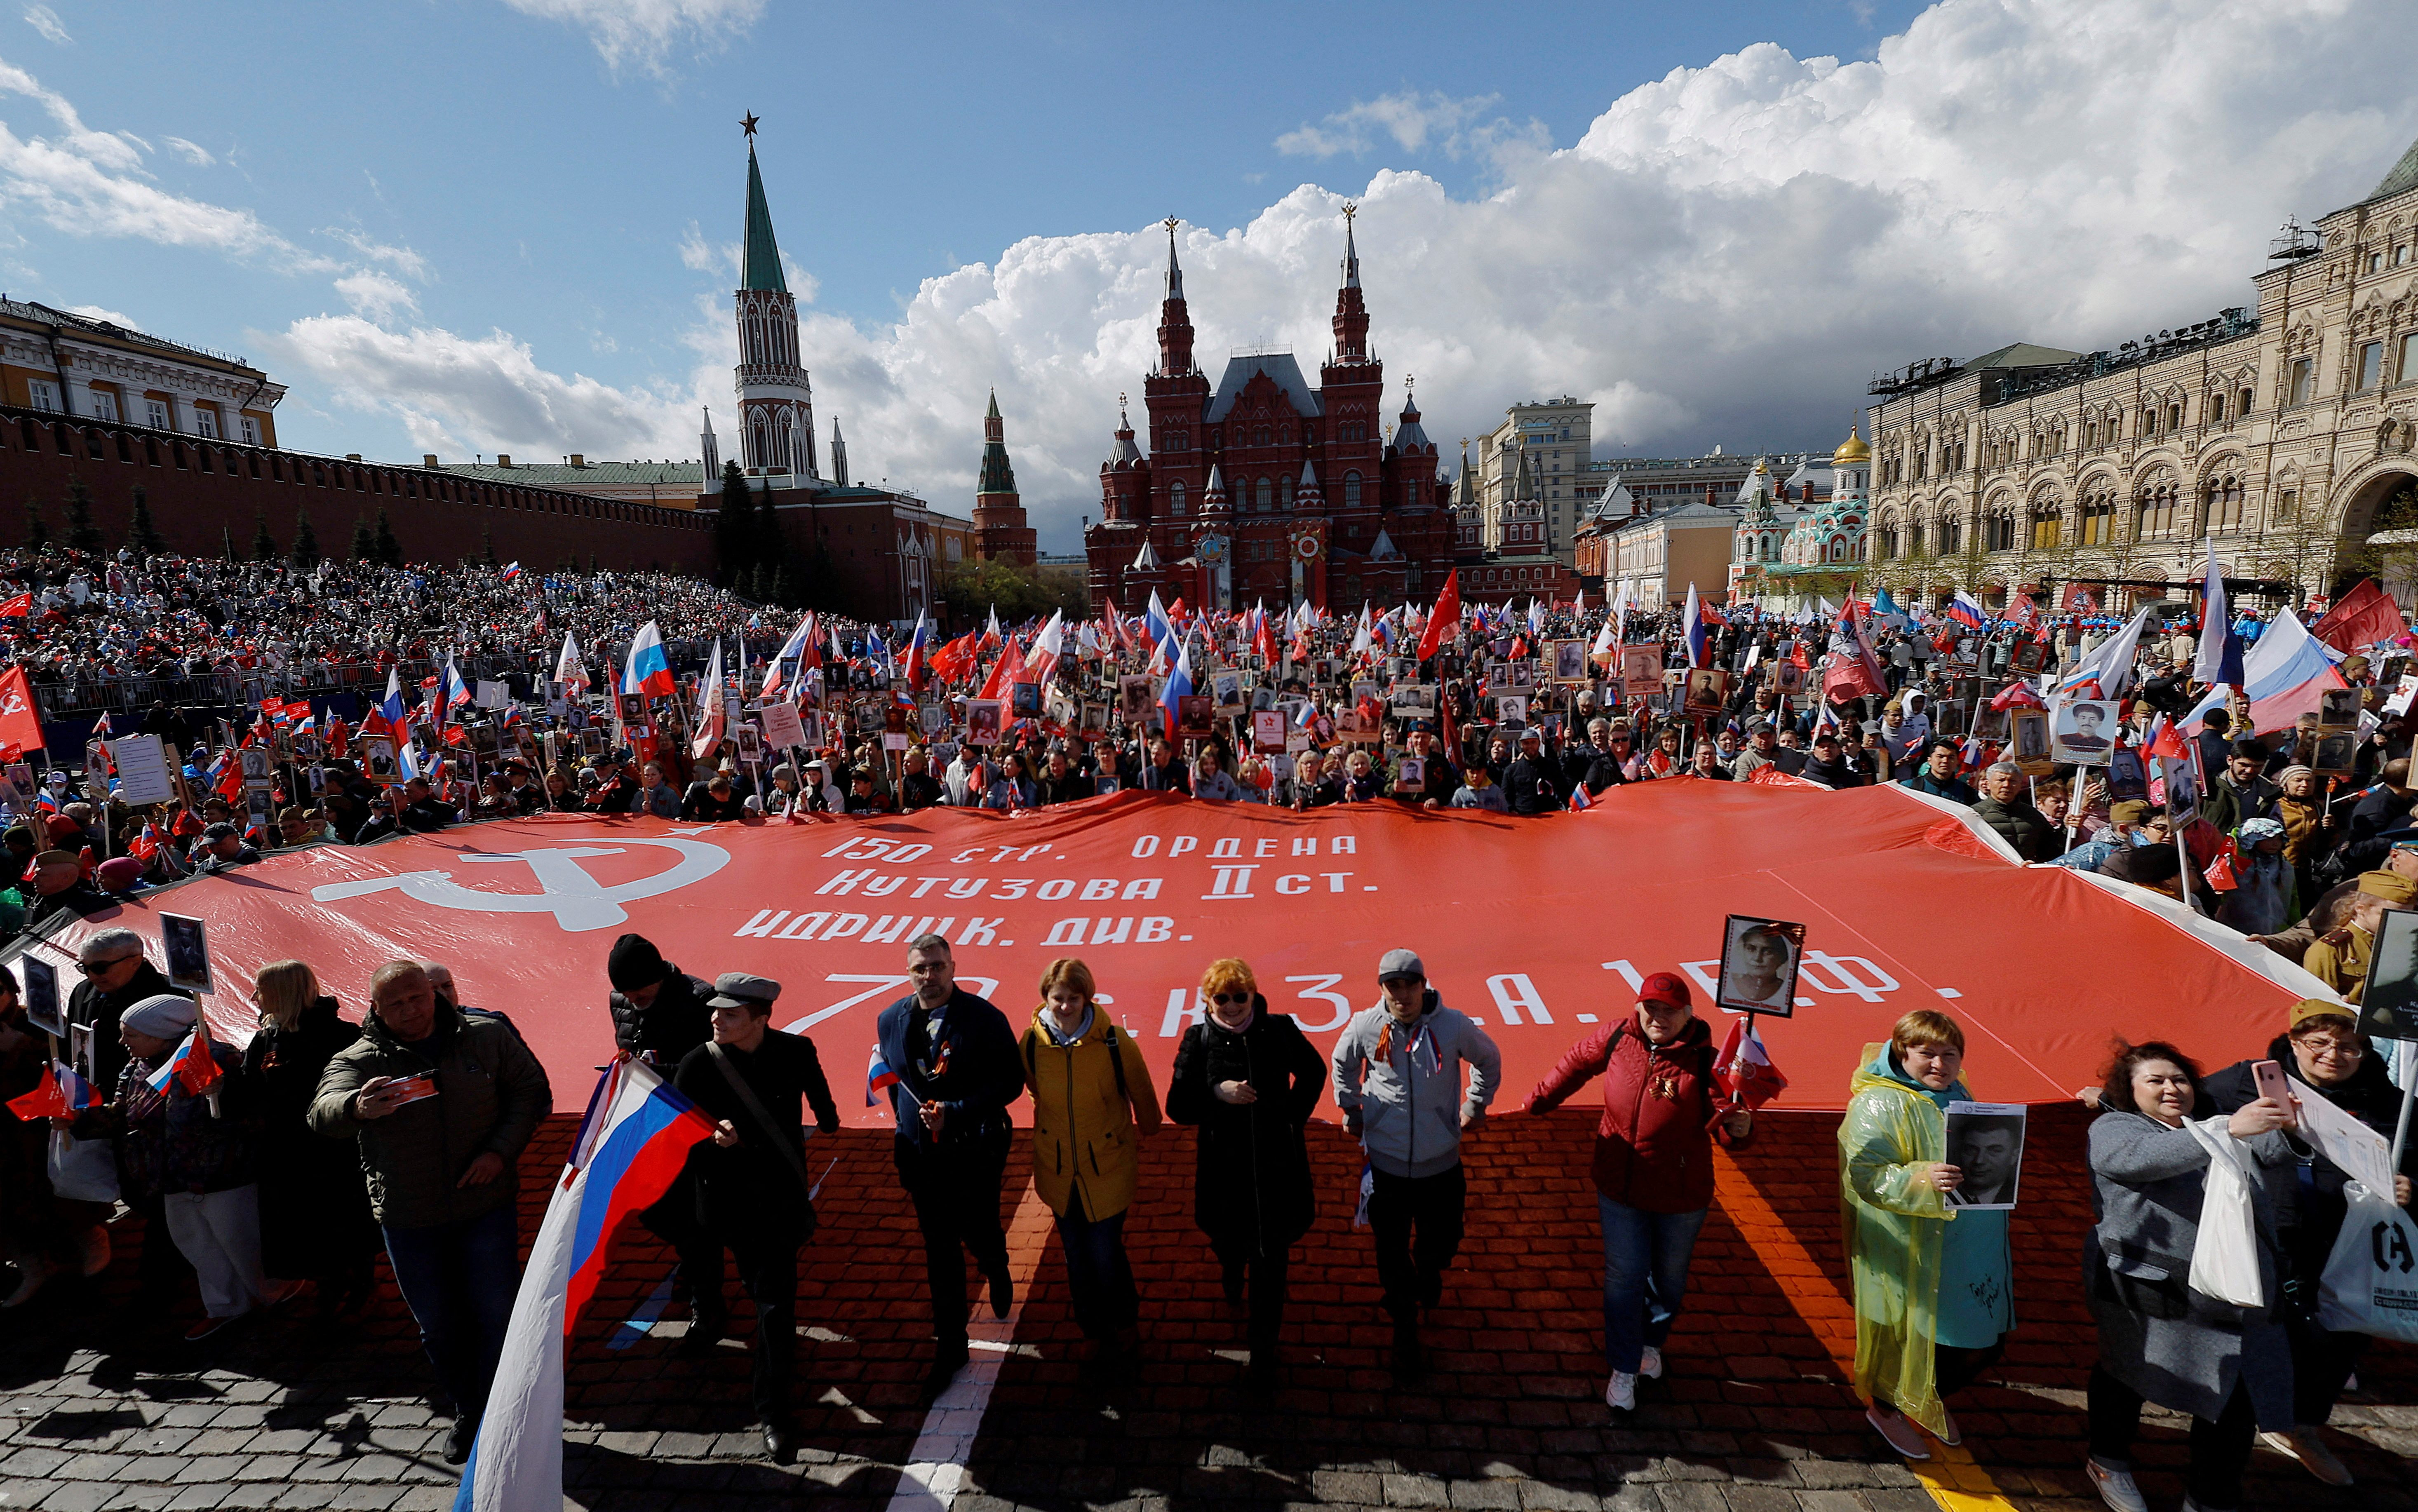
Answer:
[
  {"xmin": 1210, "ymin": 992, "xmax": 1251, "ymax": 1005},
  {"xmin": 78, "ymin": 957, "xmax": 133, "ymax": 974}
]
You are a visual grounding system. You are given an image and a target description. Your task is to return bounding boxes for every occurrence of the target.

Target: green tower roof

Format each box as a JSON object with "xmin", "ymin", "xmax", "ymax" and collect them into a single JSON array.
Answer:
[{"xmin": 741, "ymin": 147, "xmax": 786, "ymax": 293}]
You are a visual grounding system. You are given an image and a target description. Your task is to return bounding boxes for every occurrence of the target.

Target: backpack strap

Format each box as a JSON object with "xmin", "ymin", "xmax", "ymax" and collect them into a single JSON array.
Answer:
[
  {"xmin": 1103, "ymin": 1023, "xmax": 1130, "ymax": 1104},
  {"xmin": 704, "ymin": 1043, "xmax": 814, "ymax": 1200}
]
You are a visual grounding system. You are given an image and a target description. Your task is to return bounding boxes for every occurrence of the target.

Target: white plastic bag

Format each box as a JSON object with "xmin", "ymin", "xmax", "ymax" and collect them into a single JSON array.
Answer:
[
  {"xmin": 2184, "ymin": 1117, "xmax": 2264, "ymax": 1308},
  {"xmin": 47, "ymin": 1125, "xmax": 118, "ymax": 1204},
  {"xmin": 2314, "ymin": 1180, "xmax": 2418, "ymax": 1343}
]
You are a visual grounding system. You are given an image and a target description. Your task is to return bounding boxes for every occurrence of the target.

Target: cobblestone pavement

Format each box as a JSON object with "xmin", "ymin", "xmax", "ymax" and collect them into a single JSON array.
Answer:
[{"xmin": 2, "ymin": 1106, "xmax": 2410, "ymax": 1511}]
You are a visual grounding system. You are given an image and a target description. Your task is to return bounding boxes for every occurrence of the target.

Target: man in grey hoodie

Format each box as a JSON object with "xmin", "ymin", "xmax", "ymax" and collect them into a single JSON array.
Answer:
[{"xmin": 1331, "ymin": 948, "xmax": 1501, "ymax": 1377}]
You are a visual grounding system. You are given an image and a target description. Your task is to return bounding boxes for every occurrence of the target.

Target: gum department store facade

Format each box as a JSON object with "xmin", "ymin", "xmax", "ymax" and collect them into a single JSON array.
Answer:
[{"xmin": 1861, "ymin": 134, "xmax": 2418, "ymax": 611}]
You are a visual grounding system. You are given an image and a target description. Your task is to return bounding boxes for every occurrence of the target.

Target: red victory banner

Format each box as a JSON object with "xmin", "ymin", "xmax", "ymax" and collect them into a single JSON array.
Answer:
[{"xmin": 31, "ymin": 786, "xmax": 2316, "ymax": 1120}]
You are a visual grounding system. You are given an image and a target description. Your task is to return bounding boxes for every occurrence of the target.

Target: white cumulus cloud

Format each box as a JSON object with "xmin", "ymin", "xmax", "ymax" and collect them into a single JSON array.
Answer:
[
  {"xmin": 249, "ymin": 0, "xmax": 2418, "ymax": 556},
  {"xmin": 502, "ymin": 0, "xmax": 764, "ymax": 78},
  {"xmin": 20, "ymin": 6, "xmax": 66, "ymax": 46},
  {"xmin": 1277, "ymin": 90, "xmax": 1546, "ymax": 167},
  {"xmin": 334, "ymin": 270, "xmax": 418, "ymax": 323}
]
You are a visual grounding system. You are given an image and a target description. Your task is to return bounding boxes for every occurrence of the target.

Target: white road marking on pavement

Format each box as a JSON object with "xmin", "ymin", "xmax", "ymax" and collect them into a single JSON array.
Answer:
[{"xmin": 884, "ymin": 1180, "xmax": 1055, "ymax": 1512}]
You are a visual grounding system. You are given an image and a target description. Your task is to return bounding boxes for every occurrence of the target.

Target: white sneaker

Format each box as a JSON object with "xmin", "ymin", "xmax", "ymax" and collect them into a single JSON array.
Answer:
[
  {"xmin": 1605, "ymin": 1371, "xmax": 1636, "ymax": 1411},
  {"xmin": 2085, "ymin": 1456, "xmax": 2146, "ymax": 1512},
  {"xmin": 1637, "ymin": 1345, "xmax": 1663, "ymax": 1379}
]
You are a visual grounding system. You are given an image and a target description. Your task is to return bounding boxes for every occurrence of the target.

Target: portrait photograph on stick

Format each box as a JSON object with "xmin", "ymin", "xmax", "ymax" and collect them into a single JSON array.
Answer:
[
  {"xmin": 2049, "ymin": 698, "xmax": 2117, "ymax": 765},
  {"xmin": 1714, "ymin": 915, "xmax": 1805, "ymax": 1017},
  {"xmin": 1941, "ymin": 1103, "xmax": 2027, "ymax": 1209}
]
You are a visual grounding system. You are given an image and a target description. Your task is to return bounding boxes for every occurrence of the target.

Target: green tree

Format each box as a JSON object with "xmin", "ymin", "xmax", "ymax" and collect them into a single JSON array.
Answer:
[
  {"xmin": 61, "ymin": 476, "xmax": 101, "ymax": 553},
  {"xmin": 290, "ymin": 507, "xmax": 320, "ymax": 568},
  {"xmin": 588, "ymin": 552, "xmax": 599, "ymax": 574},
  {"xmin": 936, "ymin": 556, "xmax": 1086, "ymax": 625},
  {"xmin": 754, "ymin": 485, "xmax": 784, "ymax": 582},
  {"xmin": 125, "ymin": 485, "xmax": 167, "ymax": 556},
  {"xmin": 714, "ymin": 461, "xmax": 754, "ymax": 585},
  {"xmin": 349, "ymin": 514, "xmax": 376, "ymax": 561},
  {"xmin": 250, "ymin": 508, "xmax": 277, "ymax": 562},
  {"xmin": 22, "ymin": 495, "xmax": 46, "ymax": 553},
  {"xmin": 373, "ymin": 509, "xmax": 402, "ymax": 567}
]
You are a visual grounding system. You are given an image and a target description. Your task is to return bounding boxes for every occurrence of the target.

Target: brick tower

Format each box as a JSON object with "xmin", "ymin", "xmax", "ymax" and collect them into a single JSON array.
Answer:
[
  {"xmin": 972, "ymin": 389, "xmax": 1036, "ymax": 564},
  {"xmin": 733, "ymin": 114, "xmax": 817, "ymax": 482}
]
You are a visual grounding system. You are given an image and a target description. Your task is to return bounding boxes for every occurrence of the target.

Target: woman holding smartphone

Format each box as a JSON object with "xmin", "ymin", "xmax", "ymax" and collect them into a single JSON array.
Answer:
[{"xmin": 2201, "ymin": 1000, "xmax": 2416, "ymax": 1487}]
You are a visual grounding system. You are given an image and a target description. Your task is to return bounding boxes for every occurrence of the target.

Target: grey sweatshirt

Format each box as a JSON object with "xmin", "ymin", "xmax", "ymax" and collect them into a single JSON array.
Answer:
[{"xmin": 1330, "ymin": 994, "xmax": 1501, "ymax": 1178}]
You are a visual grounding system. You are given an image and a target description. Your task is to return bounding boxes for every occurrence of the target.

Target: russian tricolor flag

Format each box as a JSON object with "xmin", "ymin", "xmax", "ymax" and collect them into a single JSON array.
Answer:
[
  {"xmin": 622, "ymin": 620, "xmax": 676, "ymax": 698},
  {"xmin": 453, "ymin": 1057, "xmax": 713, "ymax": 1512},
  {"xmin": 2240, "ymin": 608, "xmax": 2346, "ymax": 733},
  {"xmin": 146, "ymin": 1028, "xmax": 223, "ymax": 1099},
  {"xmin": 1158, "ymin": 636, "xmax": 1195, "ymax": 739},
  {"xmin": 1946, "ymin": 591, "xmax": 1988, "ymax": 632},
  {"xmin": 762, "ymin": 612, "xmax": 816, "ymax": 699},
  {"xmin": 867, "ymin": 1047, "xmax": 901, "ymax": 1108},
  {"xmin": 1682, "ymin": 583, "xmax": 1710, "ymax": 669}
]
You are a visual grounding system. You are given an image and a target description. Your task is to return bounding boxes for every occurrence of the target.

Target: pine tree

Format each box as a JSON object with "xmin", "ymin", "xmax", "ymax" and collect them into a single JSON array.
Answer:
[
  {"xmin": 290, "ymin": 507, "xmax": 320, "ymax": 568},
  {"xmin": 588, "ymin": 552, "xmax": 599, "ymax": 574},
  {"xmin": 125, "ymin": 486, "xmax": 167, "ymax": 557},
  {"xmin": 62, "ymin": 476, "xmax": 100, "ymax": 553},
  {"xmin": 220, "ymin": 524, "xmax": 234, "ymax": 560},
  {"xmin": 373, "ymin": 509, "xmax": 402, "ymax": 567},
  {"xmin": 22, "ymin": 496, "xmax": 47, "ymax": 552},
  {"xmin": 480, "ymin": 524, "xmax": 498, "ymax": 568},
  {"xmin": 349, "ymin": 514, "xmax": 376, "ymax": 561},
  {"xmin": 768, "ymin": 560, "xmax": 792, "ymax": 609},
  {"xmin": 251, "ymin": 508, "xmax": 277, "ymax": 562},
  {"xmin": 715, "ymin": 461, "xmax": 754, "ymax": 585}
]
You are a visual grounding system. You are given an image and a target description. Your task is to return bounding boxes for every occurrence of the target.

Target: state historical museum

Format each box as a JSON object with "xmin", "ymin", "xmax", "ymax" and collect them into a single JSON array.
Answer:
[{"xmin": 1085, "ymin": 209, "xmax": 1457, "ymax": 614}]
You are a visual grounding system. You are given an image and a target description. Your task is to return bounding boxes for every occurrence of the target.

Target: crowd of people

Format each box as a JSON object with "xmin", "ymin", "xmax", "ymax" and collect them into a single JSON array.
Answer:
[
  {"xmin": 4, "ymin": 928, "xmax": 2409, "ymax": 1512},
  {"xmin": 5, "ymin": 548, "xmax": 2418, "ymax": 1507}
]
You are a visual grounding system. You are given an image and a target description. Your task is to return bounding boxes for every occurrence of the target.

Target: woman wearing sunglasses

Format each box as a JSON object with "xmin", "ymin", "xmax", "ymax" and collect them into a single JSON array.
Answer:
[{"xmin": 1164, "ymin": 958, "xmax": 1327, "ymax": 1392}]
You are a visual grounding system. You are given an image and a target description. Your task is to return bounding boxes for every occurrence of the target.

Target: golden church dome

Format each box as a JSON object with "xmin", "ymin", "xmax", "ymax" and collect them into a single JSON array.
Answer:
[{"xmin": 1833, "ymin": 425, "xmax": 1871, "ymax": 466}]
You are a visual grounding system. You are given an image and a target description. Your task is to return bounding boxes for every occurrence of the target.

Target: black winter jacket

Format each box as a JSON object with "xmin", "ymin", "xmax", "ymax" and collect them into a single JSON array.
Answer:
[{"xmin": 1164, "ymin": 1000, "xmax": 1327, "ymax": 1252}]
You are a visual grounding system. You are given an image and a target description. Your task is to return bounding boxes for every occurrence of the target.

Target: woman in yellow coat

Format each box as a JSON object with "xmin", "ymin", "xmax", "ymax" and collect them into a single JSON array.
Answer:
[
  {"xmin": 1021, "ymin": 957, "xmax": 1161, "ymax": 1369},
  {"xmin": 1838, "ymin": 1010, "xmax": 2014, "ymax": 1461}
]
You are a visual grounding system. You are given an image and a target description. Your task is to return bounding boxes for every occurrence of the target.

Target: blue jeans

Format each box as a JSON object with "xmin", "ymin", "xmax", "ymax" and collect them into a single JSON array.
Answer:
[
  {"xmin": 1598, "ymin": 1196, "xmax": 1707, "ymax": 1376},
  {"xmin": 383, "ymin": 1204, "xmax": 520, "ymax": 1422}
]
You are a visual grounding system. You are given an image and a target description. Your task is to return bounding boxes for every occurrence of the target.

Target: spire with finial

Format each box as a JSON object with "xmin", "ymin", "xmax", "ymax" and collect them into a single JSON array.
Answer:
[
  {"xmin": 1156, "ymin": 216, "xmax": 1194, "ymax": 375},
  {"xmin": 1331, "ymin": 202, "xmax": 1369, "ymax": 362},
  {"xmin": 740, "ymin": 117, "xmax": 784, "ymax": 293}
]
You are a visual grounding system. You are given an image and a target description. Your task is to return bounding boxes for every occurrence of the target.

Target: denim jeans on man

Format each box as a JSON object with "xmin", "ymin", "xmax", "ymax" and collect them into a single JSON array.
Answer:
[
  {"xmin": 383, "ymin": 1204, "xmax": 519, "ymax": 1421},
  {"xmin": 1598, "ymin": 1195, "xmax": 1708, "ymax": 1375}
]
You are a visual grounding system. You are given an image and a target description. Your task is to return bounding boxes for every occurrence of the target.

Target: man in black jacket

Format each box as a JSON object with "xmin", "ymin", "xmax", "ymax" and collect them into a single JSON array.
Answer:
[
  {"xmin": 606, "ymin": 933, "xmax": 713, "ymax": 1063},
  {"xmin": 2204, "ymin": 740, "xmax": 2284, "ymax": 835},
  {"xmin": 874, "ymin": 934, "xmax": 1025, "ymax": 1402},
  {"xmin": 1970, "ymin": 762, "xmax": 2058, "ymax": 861},
  {"xmin": 25, "ymin": 851, "xmax": 115, "ymax": 928},
  {"xmin": 1502, "ymin": 729, "xmax": 1563, "ymax": 815},
  {"xmin": 66, "ymin": 928, "xmax": 191, "ymax": 1297},
  {"xmin": 672, "ymin": 973, "xmax": 841, "ymax": 1464}
]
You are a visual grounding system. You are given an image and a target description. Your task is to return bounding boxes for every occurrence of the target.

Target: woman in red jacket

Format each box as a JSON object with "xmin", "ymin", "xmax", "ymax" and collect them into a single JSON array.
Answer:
[{"xmin": 1527, "ymin": 972, "xmax": 1751, "ymax": 1411}]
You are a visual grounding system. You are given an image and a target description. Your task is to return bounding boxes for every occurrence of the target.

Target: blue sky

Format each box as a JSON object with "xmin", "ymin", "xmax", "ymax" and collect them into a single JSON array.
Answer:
[{"xmin": 1, "ymin": 0, "xmax": 2411, "ymax": 549}]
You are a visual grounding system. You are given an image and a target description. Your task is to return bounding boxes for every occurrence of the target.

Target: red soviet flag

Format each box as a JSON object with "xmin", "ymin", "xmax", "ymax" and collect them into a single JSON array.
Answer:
[
  {"xmin": 1417, "ymin": 570, "xmax": 1460, "ymax": 663},
  {"xmin": 1713, "ymin": 1017, "xmax": 1788, "ymax": 1108},
  {"xmin": 0, "ymin": 666, "xmax": 42, "ymax": 756},
  {"xmin": 2311, "ymin": 577, "xmax": 2407, "ymax": 655}
]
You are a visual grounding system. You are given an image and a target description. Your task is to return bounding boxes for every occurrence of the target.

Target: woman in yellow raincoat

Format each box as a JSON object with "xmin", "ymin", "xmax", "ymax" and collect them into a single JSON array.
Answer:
[{"xmin": 1838, "ymin": 1010, "xmax": 2014, "ymax": 1461}]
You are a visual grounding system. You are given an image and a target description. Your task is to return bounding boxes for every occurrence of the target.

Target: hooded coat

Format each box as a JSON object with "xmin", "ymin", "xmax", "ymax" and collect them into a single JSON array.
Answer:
[
  {"xmin": 1836, "ymin": 1044, "xmax": 2013, "ymax": 1437},
  {"xmin": 1020, "ymin": 1007, "xmax": 1161, "ymax": 1221},
  {"xmin": 1527, "ymin": 1015, "xmax": 1743, "ymax": 1214},
  {"xmin": 1164, "ymin": 998, "xmax": 1325, "ymax": 1253}
]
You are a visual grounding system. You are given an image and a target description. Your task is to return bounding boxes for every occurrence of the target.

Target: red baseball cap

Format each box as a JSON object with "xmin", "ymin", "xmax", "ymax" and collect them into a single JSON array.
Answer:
[{"xmin": 1638, "ymin": 972, "xmax": 1692, "ymax": 1009}]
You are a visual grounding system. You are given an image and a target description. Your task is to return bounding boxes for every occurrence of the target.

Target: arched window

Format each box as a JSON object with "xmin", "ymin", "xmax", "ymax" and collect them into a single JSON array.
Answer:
[
  {"xmin": 2207, "ymin": 392, "xmax": 2225, "ymax": 424},
  {"xmin": 2169, "ymin": 404, "xmax": 2183, "ymax": 432},
  {"xmin": 1280, "ymin": 475, "xmax": 1294, "ymax": 508},
  {"xmin": 1254, "ymin": 426, "xmax": 1271, "ymax": 446},
  {"xmin": 1939, "ymin": 515, "xmax": 1961, "ymax": 554},
  {"xmin": 2030, "ymin": 502, "xmax": 2063, "ymax": 550},
  {"xmin": 1168, "ymin": 480, "xmax": 1186, "ymax": 516},
  {"xmin": 2203, "ymin": 474, "xmax": 2245, "ymax": 534},
  {"xmin": 1343, "ymin": 470, "xmax": 1362, "ymax": 508},
  {"xmin": 2078, "ymin": 487, "xmax": 2117, "ymax": 545},
  {"xmin": 1987, "ymin": 512, "xmax": 2017, "ymax": 551},
  {"xmin": 1909, "ymin": 521, "xmax": 1925, "ymax": 555},
  {"xmin": 1878, "ymin": 523, "xmax": 1900, "ymax": 558},
  {"xmin": 2135, "ymin": 482, "xmax": 2178, "ymax": 538},
  {"xmin": 2238, "ymin": 387, "xmax": 2254, "ymax": 418},
  {"xmin": 1255, "ymin": 477, "xmax": 1272, "ymax": 511}
]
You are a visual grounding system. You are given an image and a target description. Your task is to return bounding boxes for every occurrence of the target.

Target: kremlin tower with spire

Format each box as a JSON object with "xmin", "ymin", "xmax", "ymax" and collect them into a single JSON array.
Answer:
[
  {"xmin": 1085, "ymin": 207, "xmax": 1455, "ymax": 614},
  {"xmin": 972, "ymin": 390, "xmax": 1036, "ymax": 565}
]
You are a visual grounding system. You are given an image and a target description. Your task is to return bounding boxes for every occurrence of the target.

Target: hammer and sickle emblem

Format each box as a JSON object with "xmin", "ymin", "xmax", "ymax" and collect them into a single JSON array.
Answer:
[{"xmin": 310, "ymin": 837, "xmax": 730, "ymax": 933}]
